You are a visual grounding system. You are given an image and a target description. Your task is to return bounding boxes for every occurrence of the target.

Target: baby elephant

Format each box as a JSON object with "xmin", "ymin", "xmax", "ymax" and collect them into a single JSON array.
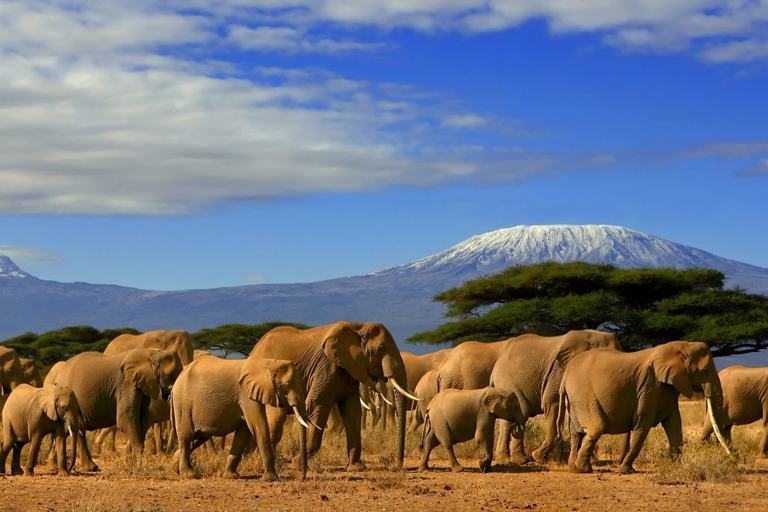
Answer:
[
  {"xmin": 1, "ymin": 384, "xmax": 80, "ymax": 476},
  {"xmin": 419, "ymin": 387, "xmax": 525, "ymax": 473}
]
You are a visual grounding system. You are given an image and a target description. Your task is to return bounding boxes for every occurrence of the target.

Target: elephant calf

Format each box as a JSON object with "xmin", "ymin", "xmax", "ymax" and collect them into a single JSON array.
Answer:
[
  {"xmin": 419, "ymin": 387, "xmax": 525, "ymax": 473},
  {"xmin": 1, "ymin": 384, "xmax": 80, "ymax": 476}
]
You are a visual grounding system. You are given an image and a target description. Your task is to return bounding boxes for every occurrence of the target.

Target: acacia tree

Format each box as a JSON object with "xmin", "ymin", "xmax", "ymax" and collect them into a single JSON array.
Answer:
[
  {"xmin": 191, "ymin": 321, "xmax": 311, "ymax": 358},
  {"xmin": 408, "ymin": 262, "xmax": 768, "ymax": 356}
]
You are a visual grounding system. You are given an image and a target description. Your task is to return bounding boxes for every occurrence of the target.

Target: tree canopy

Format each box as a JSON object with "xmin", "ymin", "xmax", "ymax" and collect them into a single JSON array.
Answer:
[
  {"xmin": 190, "ymin": 322, "xmax": 311, "ymax": 357},
  {"xmin": 1, "ymin": 326, "xmax": 140, "ymax": 373},
  {"xmin": 408, "ymin": 262, "xmax": 768, "ymax": 356}
]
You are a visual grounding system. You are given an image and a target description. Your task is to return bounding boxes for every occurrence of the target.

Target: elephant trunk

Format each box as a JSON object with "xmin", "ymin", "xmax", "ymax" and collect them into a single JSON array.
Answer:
[
  {"xmin": 299, "ymin": 415, "xmax": 308, "ymax": 479},
  {"xmin": 67, "ymin": 414, "xmax": 79, "ymax": 473},
  {"xmin": 382, "ymin": 355, "xmax": 408, "ymax": 469}
]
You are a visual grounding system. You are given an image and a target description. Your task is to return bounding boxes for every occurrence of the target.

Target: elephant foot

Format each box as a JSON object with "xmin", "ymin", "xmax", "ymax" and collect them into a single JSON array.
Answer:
[
  {"xmin": 570, "ymin": 459, "xmax": 593, "ymax": 474},
  {"xmin": 11, "ymin": 467, "xmax": 23, "ymax": 476},
  {"xmin": 23, "ymin": 469, "xmax": 34, "ymax": 477},
  {"xmin": 262, "ymin": 471, "xmax": 278, "ymax": 482},
  {"xmin": 493, "ymin": 453, "xmax": 512, "ymax": 465},
  {"xmin": 55, "ymin": 468, "xmax": 70, "ymax": 477},
  {"xmin": 532, "ymin": 448, "xmax": 550, "ymax": 463},
  {"xmin": 347, "ymin": 462, "xmax": 367, "ymax": 473},
  {"xmin": 479, "ymin": 461, "xmax": 491, "ymax": 473},
  {"xmin": 450, "ymin": 464, "xmax": 464, "ymax": 473},
  {"xmin": 418, "ymin": 464, "xmax": 429, "ymax": 473},
  {"xmin": 179, "ymin": 467, "xmax": 197, "ymax": 479},
  {"xmin": 80, "ymin": 462, "xmax": 99, "ymax": 472},
  {"xmin": 618, "ymin": 463, "xmax": 635, "ymax": 475},
  {"xmin": 222, "ymin": 470, "xmax": 240, "ymax": 480}
]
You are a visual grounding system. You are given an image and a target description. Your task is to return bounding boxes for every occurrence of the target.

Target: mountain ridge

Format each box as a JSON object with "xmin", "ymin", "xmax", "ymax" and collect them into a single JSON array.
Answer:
[{"xmin": 1, "ymin": 225, "xmax": 767, "ymax": 345}]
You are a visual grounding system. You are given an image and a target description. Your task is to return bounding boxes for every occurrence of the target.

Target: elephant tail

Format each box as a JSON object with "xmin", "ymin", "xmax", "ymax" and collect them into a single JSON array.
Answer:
[
  {"xmin": 556, "ymin": 381, "xmax": 568, "ymax": 439},
  {"xmin": 420, "ymin": 413, "xmax": 432, "ymax": 451}
]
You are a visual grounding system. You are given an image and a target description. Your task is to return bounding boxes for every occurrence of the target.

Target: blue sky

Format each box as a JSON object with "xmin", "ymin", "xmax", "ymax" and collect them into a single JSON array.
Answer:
[{"xmin": 1, "ymin": 1, "xmax": 767, "ymax": 290}]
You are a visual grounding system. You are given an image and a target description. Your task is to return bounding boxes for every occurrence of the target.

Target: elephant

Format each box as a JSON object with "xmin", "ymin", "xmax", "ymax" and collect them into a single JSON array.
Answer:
[
  {"xmin": 1, "ymin": 384, "xmax": 80, "ymax": 475},
  {"xmin": 560, "ymin": 341, "xmax": 729, "ymax": 474},
  {"xmin": 419, "ymin": 387, "xmax": 525, "ymax": 473},
  {"xmin": 105, "ymin": 330, "xmax": 193, "ymax": 365},
  {"xmin": 171, "ymin": 354, "xmax": 314, "ymax": 481},
  {"xmin": 19, "ymin": 358, "xmax": 43, "ymax": 387},
  {"xmin": 249, "ymin": 321, "xmax": 417, "ymax": 471},
  {"xmin": 489, "ymin": 330, "xmax": 622, "ymax": 464},
  {"xmin": 193, "ymin": 349, "xmax": 213, "ymax": 359},
  {"xmin": 45, "ymin": 348, "xmax": 183, "ymax": 471},
  {"xmin": 408, "ymin": 369, "xmax": 439, "ymax": 432},
  {"xmin": 700, "ymin": 365, "xmax": 768, "ymax": 456},
  {"xmin": 0, "ymin": 346, "xmax": 25, "ymax": 396}
]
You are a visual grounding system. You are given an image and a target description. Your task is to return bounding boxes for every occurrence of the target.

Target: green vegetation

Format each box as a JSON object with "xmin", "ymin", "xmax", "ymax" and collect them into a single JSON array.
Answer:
[
  {"xmin": 190, "ymin": 321, "xmax": 311, "ymax": 357},
  {"xmin": 408, "ymin": 262, "xmax": 768, "ymax": 355},
  {"xmin": 0, "ymin": 322, "xmax": 311, "ymax": 371}
]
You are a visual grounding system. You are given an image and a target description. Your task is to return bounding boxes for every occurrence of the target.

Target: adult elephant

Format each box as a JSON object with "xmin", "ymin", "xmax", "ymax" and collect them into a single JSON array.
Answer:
[
  {"xmin": 172, "ymin": 355, "xmax": 314, "ymax": 480},
  {"xmin": 19, "ymin": 359, "xmax": 43, "ymax": 387},
  {"xmin": 700, "ymin": 365, "xmax": 768, "ymax": 456},
  {"xmin": 45, "ymin": 348, "xmax": 183, "ymax": 471},
  {"xmin": 105, "ymin": 330, "xmax": 193, "ymax": 366},
  {"xmin": 561, "ymin": 341, "xmax": 729, "ymax": 474},
  {"xmin": 490, "ymin": 330, "xmax": 622, "ymax": 463},
  {"xmin": 409, "ymin": 370, "xmax": 439, "ymax": 432},
  {"xmin": 0, "ymin": 346, "xmax": 25, "ymax": 396},
  {"xmin": 249, "ymin": 321, "xmax": 416, "ymax": 470}
]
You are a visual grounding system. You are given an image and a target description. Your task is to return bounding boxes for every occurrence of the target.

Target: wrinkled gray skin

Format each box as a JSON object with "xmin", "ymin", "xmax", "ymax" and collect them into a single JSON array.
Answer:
[
  {"xmin": 561, "ymin": 341, "xmax": 726, "ymax": 474},
  {"xmin": 701, "ymin": 365, "xmax": 768, "ymax": 456},
  {"xmin": 0, "ymin": 346, "xmax": 26, "ymax": 396},
  {"xmin": 1, "ymin": 384, "xmax": 79, "ymax": 476},
  {"xmin": 250, "ymin": 321, "xmax": 411, "ymax": 471},
  {"xmin": 419, "ymin": 387, "xmax": 525, "ymax": 473},
  {"xmin": 171, "ymin": 355, "xmax": 311, "ymax": 481},
  {"xmin": 490, "ymin": 330, "xmax": 622, "ymax": 463},
  {"xmin": 19, "ymin": 359, "xmax": 43, "ymax": 387},
  {"xmin": 408, "ymin": 370, "xmax": 439, "ymax": 432},
  {"xmin": 45, "ymin": 348, "xmax": 182, "ymax": 471}
]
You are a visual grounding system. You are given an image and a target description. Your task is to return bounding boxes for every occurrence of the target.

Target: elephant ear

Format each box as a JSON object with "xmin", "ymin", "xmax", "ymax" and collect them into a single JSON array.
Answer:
[
  {"xmin": 652, "ymin": 347, "xmax": 694, "ymax": 398},
  {"xmin": 121, "ymin": 350, "xmax": 161, "ymax": 400},
  {"xmin": 483, "ymin": 389, "xmax": 506, "ymax": 417},
  {"xmin": 323, "ymin": 325, "xmax": 368, "ymax": 383},
  {"xmin": 38, "ymin": 385, "xmax": 59, "ymax": 422},
  {"xmin": 556, "ymin": 331, "xmax": 591, "ymax": 367},
  {"xmin": 238, "ymin": 357, "xmax": 281, "ymax": 407}
]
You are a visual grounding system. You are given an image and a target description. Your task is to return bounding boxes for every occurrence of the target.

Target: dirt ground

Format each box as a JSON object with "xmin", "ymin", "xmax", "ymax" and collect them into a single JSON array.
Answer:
[{"xmin": 2, "ymin": 456, "xmax": 768, "ymax": 512}]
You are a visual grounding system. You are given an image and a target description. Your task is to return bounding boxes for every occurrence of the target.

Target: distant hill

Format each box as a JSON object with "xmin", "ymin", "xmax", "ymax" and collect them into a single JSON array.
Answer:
[{"xmin": 2, "ymin": 225, "xmax": 768, "ymax": 364}]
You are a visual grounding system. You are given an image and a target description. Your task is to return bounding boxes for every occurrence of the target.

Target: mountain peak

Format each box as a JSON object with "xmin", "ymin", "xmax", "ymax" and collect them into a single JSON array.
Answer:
[
  {"xmin": 371, "ymin": 224, "xmax": 762, "ymax": 280},
  {"xmin": 0, "ymin": 255, "xmax": 30, "ymax": 279}
]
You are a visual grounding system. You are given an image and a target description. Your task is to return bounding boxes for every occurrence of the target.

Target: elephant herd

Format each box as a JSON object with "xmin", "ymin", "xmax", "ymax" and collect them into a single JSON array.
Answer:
[{"xmin": 0, "ymin": 324, "xmax": 765, "ymax": 480}]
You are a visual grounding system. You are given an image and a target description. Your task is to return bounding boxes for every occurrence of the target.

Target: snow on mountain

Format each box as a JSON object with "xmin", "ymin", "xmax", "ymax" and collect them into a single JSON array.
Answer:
[{"xmin": 0, "ymin": 255, "xmax": 29, "ymax": 279}]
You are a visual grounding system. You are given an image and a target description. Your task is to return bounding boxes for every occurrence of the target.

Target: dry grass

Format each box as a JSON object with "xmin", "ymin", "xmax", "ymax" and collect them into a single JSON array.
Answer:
[{"xmin": 0, "ymin": 401, "xmax": 762, "ymax": 485}]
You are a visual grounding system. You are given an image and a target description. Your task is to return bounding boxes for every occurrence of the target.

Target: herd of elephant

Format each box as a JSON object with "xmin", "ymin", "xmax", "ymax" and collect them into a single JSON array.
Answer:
[{"xmin": 0, "ymin": 323, "xmax": 766, "ymax": 481}]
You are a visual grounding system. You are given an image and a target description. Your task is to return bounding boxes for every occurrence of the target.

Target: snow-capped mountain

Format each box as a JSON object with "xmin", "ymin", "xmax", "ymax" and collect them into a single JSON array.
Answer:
[
  {"xmin": 1, "ymin": 225, "xmax": 767, "ymax": 347},
  {"xmin": 0, "ymin": 255, "xmax": 29, "ymax": 279}
]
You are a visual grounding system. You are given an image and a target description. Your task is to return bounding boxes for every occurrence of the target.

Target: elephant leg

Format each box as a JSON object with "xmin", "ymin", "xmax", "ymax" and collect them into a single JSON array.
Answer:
[
  {"xmin": 176, "ymin": 428, "xmax": 200, "ymax": 479},
  {"xmin": 301, "ymin": 404, "xmax": 332, "ymax": 463},
  {"xmin": 723, "ymin": 424, "xmax": 733, "ymax": 443},
  {"xmin": 477, "ymin": 427, "xmax": 494, "ymax": 473},
  {"xmin": 0, "ymin": 431, "xmax": 14, "ymax": 474},
  {"xmin": 79, "ymin": 431, "xmax": 99, "ymax": 471},
  {"xmin": 418, "ymin": 423, "xmax": 438, "ymax": 472},
  {"xmin": 46, "ymin": 431, "xmax": 58, "ymax": 467},
  {"xmin": 618, "ymin": 427, "xmax": 650, "ymax": 474},
  {"xmin": 222, "ymin": 426, "xmax": 251, "ymax": 480},
  {"xmin": 573, "ymin": 431, "xmax": 602, "ymax": 474},
  {"xmin": 408, "ymin": 407, "xmax": 423, "ymax": 433},
  {"xmin": 152, "ymin": 423, "xmax": 163, "ymax": 455},
  {"xmin": 568, "ymin": 431, "xmax": 583, "ymax": 470},
  {"xmin": 533, "ymin": 404, "xmax": 559, "ymax": 462},
  {"xmin": 338, "ymin": 394, "xmax": 365, "ymax": 472},
  {"xmin": 11, "ymin": 442, "xmax": 24, "ymax": 476},
  {"xmin": 493, "ymin": 419, "xmax": 512, "ymax": 464},
  {"xmin": 24, "ymin": 434, "xmax": 44, "ymax": 476},
  {"xmin": 243, "ymin": 402, "xmax": 276, "ymax": 482},
  {"xmin": 615, "ymin": 433, "xmax": 631, "ymax": 465},
  {"xmin": 661, "ymin": 408, "xmax": 683, "ymax": 459}
]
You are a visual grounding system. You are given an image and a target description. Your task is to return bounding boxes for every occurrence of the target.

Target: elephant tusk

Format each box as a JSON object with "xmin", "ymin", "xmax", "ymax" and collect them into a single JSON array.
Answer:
[
  {"xmin": 292, "ymin": 406, "xmax": 310, "ymax": 429},
  {"xmin": 706, "ymin": 398, "xmax": 732, "ymax": 455},
  {"xmin": 377, "ymin": 392, "xmax": 393, "ymax": 406},
  {"xmin": 359, "ymin": 397, "xmax": 372, "ymax": 411},
  {"xmin": 68, "ymin": 426, "xmax": 73, "ymax": 438},
  {"xmin": 389, "ymin": 378, "xmax": 420, "ymax": 401},
  {"xmin": 308, "ymin": 419, "xmax": 323, "ymax": 431}
]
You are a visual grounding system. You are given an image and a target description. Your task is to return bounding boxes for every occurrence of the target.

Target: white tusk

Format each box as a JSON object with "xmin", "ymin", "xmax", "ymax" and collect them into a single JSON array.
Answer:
[
  {"xmin": 389, "ymin": 378, "xmax": 421, "ymax": 401},
  {"xmin": 68, "ymin": 427, "xmax": 74, "ymax": 438},
  {"xmin": 359, "ymin": 397, "xmax": 372, "ymax": 411},
  {"xmin": 706, "ymin": 398, "xmax": 731, "ymax": 455},
  {"xmin": 308, "ymin": 419, "xmax": 323, "ymax": 431},
  {"xmin": 292, "ymin": 406, "xmax": 309, "ymax": 429},
  {"xmin": 378, "ymin": 392, "xmax": 393, "ymax": 406}
]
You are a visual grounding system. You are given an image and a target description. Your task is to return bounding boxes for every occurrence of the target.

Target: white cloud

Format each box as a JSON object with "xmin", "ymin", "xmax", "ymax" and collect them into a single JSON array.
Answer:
[
  {"xmin": 441, "ymin": 114, "xmax": 488, "ymax": 129},
  {"xmin": 0, "ymin": 245, "xmax": 61, "ymax": 262},
  {"xmin": 699, "ymin": 40, "xmax": 768, "ymax": 63},
  {"xmin": 241, "ymin": 274, "xmax": 270, "ymax": 282},
  {"xmin": 225, "ymin": 25, "xmax": 389, "ymax": 53}
]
